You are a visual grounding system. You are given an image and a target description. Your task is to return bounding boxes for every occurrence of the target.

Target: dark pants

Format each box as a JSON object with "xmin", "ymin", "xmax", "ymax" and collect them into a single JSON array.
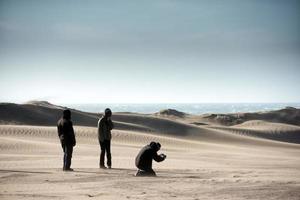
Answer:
[
  {"xmin": 100, "ymin": 140, "xmax": 111, "ymax": 167},
  {"xmin": 62, "ymin": 144, "xmax": 73, "ymax": 170},
  {"xmin": 135, "ymin": 169, "xmax": 156, "ymax": 177}
]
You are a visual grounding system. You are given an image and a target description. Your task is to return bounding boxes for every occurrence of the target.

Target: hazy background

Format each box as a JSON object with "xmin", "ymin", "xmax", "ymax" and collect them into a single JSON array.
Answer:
[{"xmin": 1, "ymin": 0, "xmax": 300, "ymax": 104}]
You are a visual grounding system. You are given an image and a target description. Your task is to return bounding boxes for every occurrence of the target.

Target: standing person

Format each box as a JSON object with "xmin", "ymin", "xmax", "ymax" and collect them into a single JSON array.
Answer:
[
  {"xmin": 98, "ymin": 108, "xmax": 114, "ymax": 169},
  {"xmin": 57, "ymin": 109, "xmax": 76, "ymax": 171},
  {"xmin": 135, "ymin": 141, "xmax": 167, "ymax": 176}
]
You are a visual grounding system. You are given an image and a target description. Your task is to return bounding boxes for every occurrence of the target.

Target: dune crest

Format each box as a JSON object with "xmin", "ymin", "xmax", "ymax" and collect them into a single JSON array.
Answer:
[{"xmin": 1, "ymin": 101, "xmax": 300, "ymax": 145}]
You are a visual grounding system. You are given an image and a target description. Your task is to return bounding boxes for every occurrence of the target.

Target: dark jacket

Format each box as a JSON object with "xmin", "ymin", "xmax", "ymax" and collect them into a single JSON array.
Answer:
[
  {"xmin": 57, "ymin": 118, "xmax": 76, "ymax": 146},
  {"xmin": 135, "ymin": 144, "xmax": 164, "ymax": 171},
  {"xmin": 98, "ymin": 117, "xmax": 114, "ymax": 143}
]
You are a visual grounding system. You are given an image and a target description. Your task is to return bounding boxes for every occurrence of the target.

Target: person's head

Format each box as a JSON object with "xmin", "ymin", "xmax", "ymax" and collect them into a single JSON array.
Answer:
[
  {"xmin": 150, "ymin": 141, "xmax": 161, "ymax": 152},
  {"xmin": 63, "ymin": 109, "xmax": 71, "ymax": 120},
  {"xmin": 104, "ymin": 108, "xmax": 112, "ymax": 118}
]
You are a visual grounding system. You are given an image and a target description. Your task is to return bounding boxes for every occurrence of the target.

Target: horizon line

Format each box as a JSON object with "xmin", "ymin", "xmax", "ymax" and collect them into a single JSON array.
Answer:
[{"xmin": 1, "ymin": 101, "xmax": 300, "ymax": 105}]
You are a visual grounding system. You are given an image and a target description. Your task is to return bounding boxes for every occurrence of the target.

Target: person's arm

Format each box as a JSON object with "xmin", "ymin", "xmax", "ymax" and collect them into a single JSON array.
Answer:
[
  {"xmin": 153, "ymin": 152, "xmax": 166, "ymax": 162},
  {"xmin": 57, "ymin": 123, "xmax": 61, "ymax": 137},
  {"xmin": 98, "ymin": 119, "xmax": 104, "ymax": 143},
  {"xmin": 70, "ymin": 121, "xmax": 76, "ymax": 146},
  {"xmin": 57, "ymin": 121, "xmax": 64, "ymax": 141},
  {"xmin": 108, "ymin": 119, "xmax": 114, "ymax": 130}
]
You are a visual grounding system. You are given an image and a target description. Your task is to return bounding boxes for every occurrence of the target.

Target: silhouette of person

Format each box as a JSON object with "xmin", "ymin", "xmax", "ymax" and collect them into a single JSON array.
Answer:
[
  {"xmin": 135, "ymin": 141, "xmax": 166, "ymax": 176},
  {"xmin": 98, "ymin": 108, "xmax": 114, "ymax": 169},
  {"xmin": 57, "ymin": 109, "xmax": 76, "ymax": 171}
]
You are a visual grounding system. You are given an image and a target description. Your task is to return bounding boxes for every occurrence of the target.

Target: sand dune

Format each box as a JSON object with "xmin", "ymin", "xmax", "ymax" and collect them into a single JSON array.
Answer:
[
  {"xmin": 1, "ymin": 102, "xmax": 300, "ymax": 199},
  {"xmin": 1, "ymin": 101, "xmax": 300, "ymax": 145},
  {"xmin": 201, "ymin": 106, "xmax": 300, "ymax": 126},
  {"xmin": 209, "ymin": 120, "xmax": 300, "ymax": 144},
  {"xmin": 155, "ymin": 109, "xmax": 187, "ymax": 118},
  {"xmin": 1, "ymin": 124, "xmax": 300, "ymax": 200}
]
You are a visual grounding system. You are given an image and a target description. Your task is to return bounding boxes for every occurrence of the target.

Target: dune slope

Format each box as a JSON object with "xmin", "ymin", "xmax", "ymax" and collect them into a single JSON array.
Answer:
[{"xmin": 1, "ymin": 101, "xmax": 300, "ymax": 145}]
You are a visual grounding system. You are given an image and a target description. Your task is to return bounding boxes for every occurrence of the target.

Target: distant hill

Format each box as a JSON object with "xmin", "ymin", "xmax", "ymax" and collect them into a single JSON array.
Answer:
[
  {"xmin": 155, "ymin": 109, "xmax": 187, "ymax": 118},
  {"xmin": 0, "ymin": 101, "xmax": 98, "ymax": 126},
  {"xmin": 25, "ymin": 100, "xmax": 64, "ymax": 109},
  {"xmin": 202, "ymin": 107, "xmax": 300, "ymax": 126}
]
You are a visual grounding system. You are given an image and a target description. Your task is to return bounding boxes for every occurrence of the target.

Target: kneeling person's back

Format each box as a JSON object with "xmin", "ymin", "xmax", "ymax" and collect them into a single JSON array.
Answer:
[{"xmin": 135, "ymin": 141, "xmax": 166, "ymax": 176}]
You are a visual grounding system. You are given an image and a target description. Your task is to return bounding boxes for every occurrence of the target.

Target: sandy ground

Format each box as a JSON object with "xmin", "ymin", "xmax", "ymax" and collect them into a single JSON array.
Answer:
[{"xmin": 1, "ymin": 124, "xmax": 300, "ymax": 200}]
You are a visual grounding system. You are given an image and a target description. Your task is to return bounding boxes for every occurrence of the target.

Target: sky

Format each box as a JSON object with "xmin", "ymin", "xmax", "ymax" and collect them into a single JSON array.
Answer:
[{"xmin": 0, "ymin": 0, "xmax": 300, "ymax": 104}]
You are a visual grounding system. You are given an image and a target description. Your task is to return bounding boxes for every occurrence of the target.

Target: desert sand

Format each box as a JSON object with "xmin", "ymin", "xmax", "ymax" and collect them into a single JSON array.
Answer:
[{"xmin": 1, "ymin": 102, "xmax": 300, "ymax": 200}]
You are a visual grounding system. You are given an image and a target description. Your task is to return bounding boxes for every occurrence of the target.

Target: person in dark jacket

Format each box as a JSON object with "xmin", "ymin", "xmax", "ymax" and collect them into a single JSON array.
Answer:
[
  {"xmin": 57, "ymin": 109, "xmax": 76, "ymax": 171},
  {"xmin": 135, "ymin": 141, "xmax": 166, "ymax": 176},
  {"xmin": 98, "ymin": 108, "xmax": 114, "ymax": 169}
]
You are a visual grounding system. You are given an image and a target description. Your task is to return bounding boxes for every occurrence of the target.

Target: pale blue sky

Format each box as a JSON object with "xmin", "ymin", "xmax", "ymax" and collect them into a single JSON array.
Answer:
[{"xmin": 0, "ymin": 0, "xmax": 299, "ymax": 103}]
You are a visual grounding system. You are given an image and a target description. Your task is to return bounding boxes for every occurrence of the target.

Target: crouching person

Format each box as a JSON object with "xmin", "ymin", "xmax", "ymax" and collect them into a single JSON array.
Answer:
[{"xmin": 135, "ymin": 141, "xmax": 166, "ymax": 176}]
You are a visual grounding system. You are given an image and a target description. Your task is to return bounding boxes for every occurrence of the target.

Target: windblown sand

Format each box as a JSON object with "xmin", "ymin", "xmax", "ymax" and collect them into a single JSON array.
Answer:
[{"xmin": 1, "ymin": 121, "xmax": 300, "ymax": 200}]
